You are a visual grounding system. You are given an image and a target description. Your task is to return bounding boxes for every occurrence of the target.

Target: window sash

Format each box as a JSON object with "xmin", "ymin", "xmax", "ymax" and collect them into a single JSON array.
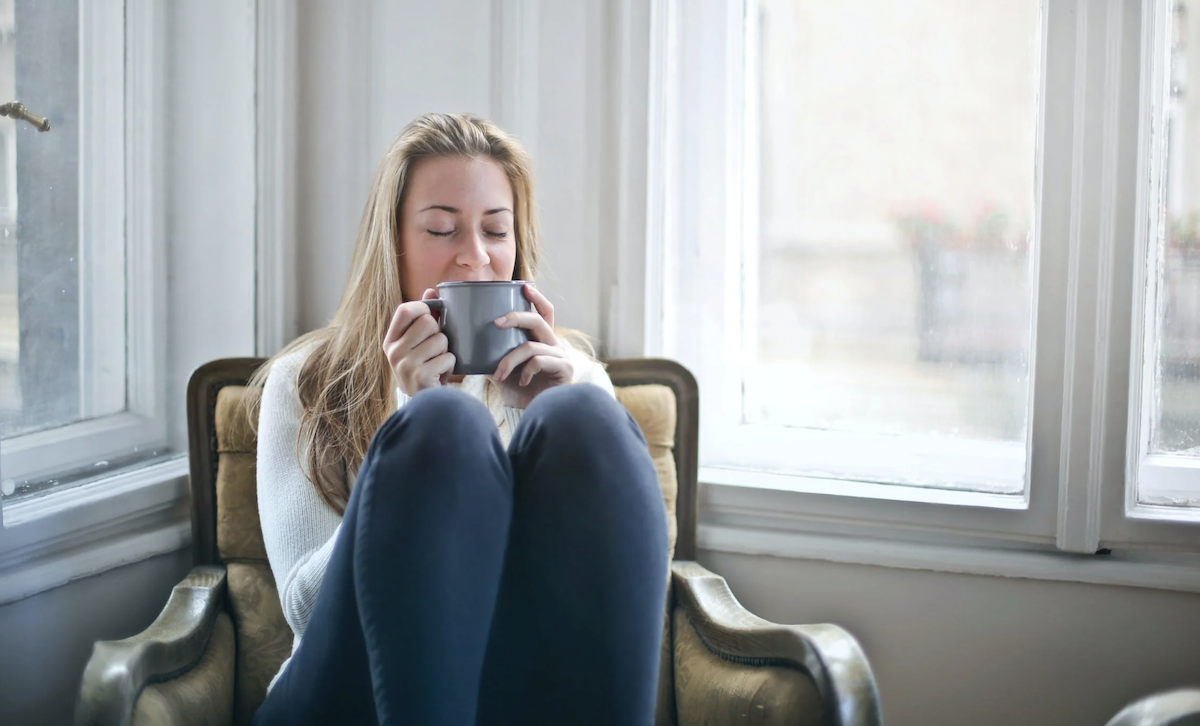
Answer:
[
  {"xmin": 653, "ymin": 0, "xmax": 1200, "ymax": 549},
  {"xmin": 1, "ymin": 0, "xmax": 167, "ymax": 491}
]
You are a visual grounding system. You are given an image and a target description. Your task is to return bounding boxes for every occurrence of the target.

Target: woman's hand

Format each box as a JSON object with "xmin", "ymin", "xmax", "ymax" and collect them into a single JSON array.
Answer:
[
  {"xmin": 383, "ymin": 288, "xmax": 454, "ymax": 397},
  {"xmin": 492, "ymin": 284, "xmax": 574, "ymax": 409}
]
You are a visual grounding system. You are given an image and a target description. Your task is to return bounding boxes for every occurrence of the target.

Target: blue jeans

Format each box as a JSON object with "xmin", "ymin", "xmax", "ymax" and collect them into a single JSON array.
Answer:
[{"xmin": 252, "ymin": 384, "xmax": 669, "ymax": 726}]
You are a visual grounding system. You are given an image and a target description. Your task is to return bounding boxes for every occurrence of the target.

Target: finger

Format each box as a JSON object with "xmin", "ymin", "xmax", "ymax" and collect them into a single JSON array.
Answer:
[
  {"xmin": 522, "ymin": 284, "xmax": 555, "ymax": 328},
  {"xmin": 414, "ymin": 351, "xmax": 455, "ymax": 391},
  {"xmin": 495, "ymin": 310, "xmax": 556, "ymax": 343},
  {"xmin": 384, "ymin": 318, "xmax": 443, "ymax": 370},
  {"xmin": 394, "ymin": 312, "xmax": 442, "ymax": 355},
  {"xmin": 384, "ymin": 300, "xmax": 438, "ymax": 346},
  {"xmin": 409, "ymin": 330, "xmax": 449, "ymax": 364},
  {"xmin": 421, "ymin": 287, "xmax": 438, "ymax": 300},
  {"xmin": 424, "ymin": 351, "xmax": 455, "ymax": 378},
  {"xmin": 520, "ymin": 355, "xmax": 573, "ymax": 387},
  {"xmin": 494, "ymin": 341, "xmax": 563, "ymax": 381}
]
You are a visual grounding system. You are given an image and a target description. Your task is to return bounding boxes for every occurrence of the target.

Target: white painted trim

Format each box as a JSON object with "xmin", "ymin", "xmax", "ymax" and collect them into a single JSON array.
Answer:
[
  {"xmin": 125, "ymin": 0, "xmax": 168, "ymax": 426},
  {"xmin": 1106, "ymin": 0, "xmax": 1200, "ymax": 548},
  {"xmin": 1056, "ymin": 0, "xmax": 1127, "ymax": 555},
  {"xmin": 608, "ymin": 0, "xmax": 653, "ymax": 359},
  {"xmin": 256, "ymin": 0, "xmax": 298, "ymax": 357},
  {"xmin": 0, "ymin": 457, "xmax": 190, "ymax": 605},
  {"xmin": 490, "ymin": 0, "xmax": 539, "ymax": 163},
  {"xmin": 1139, "ymin": 455, "xmax": 1200, "ymax": 505},
  {"xmin": 2, "ymin": 0, "xmax": 168, "ymax": 487},
  {"xmin": 1, "ymin": 413, "xmax": 164, "ymax": 489},
  {"xmin": 700, "ymin": 523, "xmax": 1200, "ymax": 595},
  {"xmin": 78, "ymin": 0, "xmax": 127, "ymax": 420},
  {"xmin": 642, "ymin": 0, "xmax": 675, "ymax": 359},
  {"xmin": 703, "ymin": 466, "xmax": 1028, "ymax": 511},
  {"xmin": 1126, "ymin": 0, "xmax": 1167, "ymax": 514}
]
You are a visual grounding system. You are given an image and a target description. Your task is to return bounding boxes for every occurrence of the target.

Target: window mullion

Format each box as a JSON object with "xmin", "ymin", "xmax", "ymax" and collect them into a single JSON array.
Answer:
[
  {"xmin": 78, "ymin": 0, "xmax": 126, "ymax": 421},
  {"xmin": 1048, "ymin": 0, "xmax": 1129, "ymax": 553}
]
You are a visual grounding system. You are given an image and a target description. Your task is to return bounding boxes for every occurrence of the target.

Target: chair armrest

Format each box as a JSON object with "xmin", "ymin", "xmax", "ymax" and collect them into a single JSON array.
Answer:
[
  {"xmin": 74, "ymin": 565, "xmax": 228, "ymax": 726},
  {"xmin": 672, "ymin": 561, "xmax": 881, "ymax": 726},
  {"xmin": 1104, "ymin": 689, "xmax": 1200, "ymax": 726}
]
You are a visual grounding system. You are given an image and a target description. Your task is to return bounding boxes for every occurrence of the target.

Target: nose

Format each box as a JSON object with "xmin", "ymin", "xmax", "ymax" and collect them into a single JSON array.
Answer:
[{"xmin": 455, "ymin": 230, "xmax": 490, "ymax": 270}]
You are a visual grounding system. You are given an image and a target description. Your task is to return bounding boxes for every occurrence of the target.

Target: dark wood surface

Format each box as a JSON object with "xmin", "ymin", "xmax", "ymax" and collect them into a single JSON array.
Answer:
[{"xmin": 186, "ymin": 357, "xmax": 266, "ymax": 567}]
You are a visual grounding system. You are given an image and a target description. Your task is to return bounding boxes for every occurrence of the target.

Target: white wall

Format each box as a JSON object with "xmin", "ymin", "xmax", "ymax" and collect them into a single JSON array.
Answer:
[
  {"xmin": 704, "ymin": 550, "xmax": 1200, "ymax": 726},
  {"xmin": 295, "ymin": 0, "xmax": 604, "ymax": 339},
  {"xmin": 0, "ymin": 550, "xmax": 191, "ymax": 726}
]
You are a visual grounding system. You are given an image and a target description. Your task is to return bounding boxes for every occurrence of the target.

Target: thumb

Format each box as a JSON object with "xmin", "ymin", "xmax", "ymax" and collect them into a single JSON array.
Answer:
[{"xmin": 421, "ymin": 287, "xmax": 438, "ymax": 300}]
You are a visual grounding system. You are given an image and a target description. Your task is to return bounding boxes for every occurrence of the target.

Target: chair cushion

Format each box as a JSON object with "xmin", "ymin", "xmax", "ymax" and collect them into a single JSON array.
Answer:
[
  {"xmin": 614, "ymin": 384, "xmax": 679, "ymax": 561},
  {"xmin": 132, "ymin": 611, "xmax": 235, "ymax": 726},
  {"xmin": 215, "ymin": 387, "xmax": 266, "ymax": 562},
  {"xmin": 225, "ymin": 562, "xmax": 294, "ymax": 726},
  {"xmin": 672, "ymin": 607, "xmax": 822, "ymax": 726}
]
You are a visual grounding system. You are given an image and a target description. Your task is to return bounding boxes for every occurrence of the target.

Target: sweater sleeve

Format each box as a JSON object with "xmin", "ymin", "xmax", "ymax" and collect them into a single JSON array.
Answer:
[
  {"xmin": 568, "ymin": 345, "xmax": 616, "ymax": 398},
  {"xmin": 256, "ymin": 350, "xmax": 344, "ymax": 639}
]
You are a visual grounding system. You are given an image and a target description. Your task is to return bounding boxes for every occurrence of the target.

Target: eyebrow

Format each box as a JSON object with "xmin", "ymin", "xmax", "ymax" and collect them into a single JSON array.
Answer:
[{"xmin": 418, "ymin": 205, "xmax": 512, "ymax": 215}]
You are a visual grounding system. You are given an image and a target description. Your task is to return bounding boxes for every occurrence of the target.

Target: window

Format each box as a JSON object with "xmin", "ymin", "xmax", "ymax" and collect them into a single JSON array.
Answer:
[
  {"xmin": 0, "ymin": 0, "xmax": 166, "ymax": 502},
  {"xmin": 651, "ymin": 0, "xmax": 1200, "ymax": 552},
  {"xmin": 1133, "ymin": 0, "xmax": 1200, "ymax": 508},
  {"xmin": 0, "ymin": 0, "xmax": 258, "ymax": 512}
]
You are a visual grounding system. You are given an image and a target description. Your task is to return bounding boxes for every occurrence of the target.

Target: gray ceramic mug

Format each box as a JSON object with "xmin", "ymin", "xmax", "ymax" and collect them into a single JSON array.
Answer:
[{"xmin": 423, "ymin": 280, "xmax": 533, "ymax": 375}]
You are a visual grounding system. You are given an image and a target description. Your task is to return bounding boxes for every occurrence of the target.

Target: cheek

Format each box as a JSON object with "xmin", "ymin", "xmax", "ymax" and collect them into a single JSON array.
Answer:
[{"xmin": 497, "ymin": 240, "xmax": 518, "ymax": 276}]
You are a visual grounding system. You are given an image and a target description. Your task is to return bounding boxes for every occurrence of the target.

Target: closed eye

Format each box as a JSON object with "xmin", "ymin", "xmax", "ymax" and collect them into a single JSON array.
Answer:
[
  {"xmin": 486, "ymin": 230, "xmax": 509, "ymax": 239},
  {"xmin": 427, "ymin": 229, "xmax": 453, "ymax": 237}
]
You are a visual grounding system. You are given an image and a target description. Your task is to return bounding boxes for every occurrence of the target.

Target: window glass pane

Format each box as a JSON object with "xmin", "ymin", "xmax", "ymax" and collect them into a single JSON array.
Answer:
[
  {"xmin": 1151, "ymin": 0, "xmax": 1200, "ymax": 460},
  {"xmin": 0, "ymin": 0, "xmax": 82, "ymax": 438},
  {"xmin": 750, "ymin": 0, "xmax": 1039, "ymax": 485}
]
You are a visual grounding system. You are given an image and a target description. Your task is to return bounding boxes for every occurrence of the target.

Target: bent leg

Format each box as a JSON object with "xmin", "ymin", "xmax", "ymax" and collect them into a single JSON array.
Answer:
[
  {"xmin": 478, "ymin": 384, "xmax": 669, "ymax": 726},
  {"xmin": 255, "ymin": 387, "xmax": 512, "ymax": 726}
]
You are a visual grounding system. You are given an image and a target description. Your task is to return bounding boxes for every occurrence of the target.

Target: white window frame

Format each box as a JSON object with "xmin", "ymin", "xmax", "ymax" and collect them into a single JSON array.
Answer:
[
  {"xmin": 1127, "ymin": 0, "xmax": 1200, "ymax": 512},
  {"xmin": 643, "ymin": 0, "xmax": 1200, "ymax": 577},
  {"xmin": 0, "ymin": 0, "xmax": 168, "ymax": 487},
  {"xmin": 0, "ymin": 0, "xmax": 264, "ymax": 606}
]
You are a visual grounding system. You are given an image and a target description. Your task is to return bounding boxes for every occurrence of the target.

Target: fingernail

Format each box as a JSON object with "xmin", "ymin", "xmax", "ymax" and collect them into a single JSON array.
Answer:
[
  {"xmin": 495, "ymin": 369, "xmax": 506, "ymax": 382},
  {"xmin": 495, "ymin": 316, "xmax": 508, "ymax": 327}
]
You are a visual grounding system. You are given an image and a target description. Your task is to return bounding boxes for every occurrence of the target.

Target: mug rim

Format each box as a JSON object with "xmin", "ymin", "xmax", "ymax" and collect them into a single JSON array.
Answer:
[{"xmin": 435, "ymin": 279, "xmax": 530, "ymax": 289}]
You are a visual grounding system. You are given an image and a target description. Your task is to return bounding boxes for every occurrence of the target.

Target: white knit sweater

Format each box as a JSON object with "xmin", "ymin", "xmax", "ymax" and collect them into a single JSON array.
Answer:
[{"xmin": 257, "ymin": 343, "xmax": 615, "ymax": 691}]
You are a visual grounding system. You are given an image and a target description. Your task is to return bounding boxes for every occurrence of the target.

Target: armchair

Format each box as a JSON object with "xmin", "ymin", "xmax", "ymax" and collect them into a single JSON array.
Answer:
[
  {"xmin": 1105, "ymin": 689, "xmax": 1200, "ymax": 726},
  {"xmin": 75, "ymin": 357, "xmax": 882, "ymax": 726}
]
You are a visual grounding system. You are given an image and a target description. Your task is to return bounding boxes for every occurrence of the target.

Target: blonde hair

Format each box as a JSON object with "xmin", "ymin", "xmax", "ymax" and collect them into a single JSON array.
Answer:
[{"xmin": 244, "ymin": 113, "xmax": 553, "ymax": 516}]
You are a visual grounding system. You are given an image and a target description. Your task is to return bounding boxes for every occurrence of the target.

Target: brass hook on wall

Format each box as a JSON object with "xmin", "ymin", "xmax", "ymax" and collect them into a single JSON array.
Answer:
[{"xmin": 0, "ymin": 101, "xmax": 51, "ymax": 132}]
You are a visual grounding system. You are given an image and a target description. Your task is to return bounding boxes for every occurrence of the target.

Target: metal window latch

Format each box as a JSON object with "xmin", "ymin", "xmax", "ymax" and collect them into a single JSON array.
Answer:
[{"xmin": 0, "ymin": 101, "xmax": 50, "ymax": 132}]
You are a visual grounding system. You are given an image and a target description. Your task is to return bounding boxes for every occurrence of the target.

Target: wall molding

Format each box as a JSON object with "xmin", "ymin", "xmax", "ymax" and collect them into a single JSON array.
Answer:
[
  {"xmin": 701, "ymin": 522, "xmax": 1200, "ymax": 595},
  {"xmin": 256, "ymin": 0, "xmax": 299, "ymax": 356},
  {"xmin": 0, "ymin": 458, "xmax": 190, "ymax": 605},
  {"xmin": 490, "ymin": 0, "xmax": 540, "ymax": 161}
]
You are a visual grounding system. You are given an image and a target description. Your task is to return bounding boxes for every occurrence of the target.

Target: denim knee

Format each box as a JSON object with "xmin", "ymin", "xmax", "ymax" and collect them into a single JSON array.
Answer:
[{"xmin": 518, "ymin": 383, "xmax": 645, "ymax": 453}]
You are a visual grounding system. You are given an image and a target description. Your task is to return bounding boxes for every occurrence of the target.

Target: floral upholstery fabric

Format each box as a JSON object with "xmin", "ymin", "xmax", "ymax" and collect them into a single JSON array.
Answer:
[{"xmin": 225, "ymin": 562, "xmax": 294, "ymax": 726}]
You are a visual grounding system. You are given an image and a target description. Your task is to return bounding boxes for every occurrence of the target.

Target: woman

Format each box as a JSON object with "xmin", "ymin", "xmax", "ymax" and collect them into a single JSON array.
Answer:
[{"xmin": 246, "ymin": 113, "xmax": 668, "ymax": 726}]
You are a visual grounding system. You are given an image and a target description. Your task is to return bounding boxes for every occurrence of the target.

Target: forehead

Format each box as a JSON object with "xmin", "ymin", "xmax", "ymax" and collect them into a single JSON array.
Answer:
[{"xmin": 403, "ymin": 155, "xmax": 513, "ymax": 208}]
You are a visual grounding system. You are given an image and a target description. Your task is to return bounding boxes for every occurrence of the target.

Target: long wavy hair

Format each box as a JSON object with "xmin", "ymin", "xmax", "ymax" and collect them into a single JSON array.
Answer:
[{"xmin": 243, "ymin": 113, "xmax": 546, "ymax": 516}]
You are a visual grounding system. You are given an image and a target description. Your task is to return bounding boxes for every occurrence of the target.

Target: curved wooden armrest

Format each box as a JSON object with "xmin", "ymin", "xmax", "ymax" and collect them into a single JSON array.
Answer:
[
  {"xmin": 672, "ymin": 560, "xmax": 882, "ymax": 726},
  {"xmin": 74, "ymin": 565, "xmax": 227, "ymax": 726},
  {"xmin": 1104, "ymin": 689, "xmax": 1200, "ymax": 726}
]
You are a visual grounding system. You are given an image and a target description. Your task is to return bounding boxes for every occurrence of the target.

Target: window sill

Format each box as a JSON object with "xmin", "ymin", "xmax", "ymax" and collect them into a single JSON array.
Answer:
[
  {"xmin": 701, "ymin": 478, "xmax": 1200, "ymax": 594},
  {"xmin": 0, "ymin": 456, "xmax": 191, "ymax": 605}
]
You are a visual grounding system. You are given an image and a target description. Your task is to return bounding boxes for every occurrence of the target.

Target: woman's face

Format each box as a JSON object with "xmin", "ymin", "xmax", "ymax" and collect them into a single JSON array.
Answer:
[{"xmin": 398, "ymin": 155, "xmax": 517, "ymax": 300}]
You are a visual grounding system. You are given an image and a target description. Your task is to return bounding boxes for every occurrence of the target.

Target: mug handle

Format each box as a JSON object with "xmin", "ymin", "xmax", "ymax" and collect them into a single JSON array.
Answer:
[{"xmin": 423, "ymin": 298, "xmax": 445, "ymax": 315}]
